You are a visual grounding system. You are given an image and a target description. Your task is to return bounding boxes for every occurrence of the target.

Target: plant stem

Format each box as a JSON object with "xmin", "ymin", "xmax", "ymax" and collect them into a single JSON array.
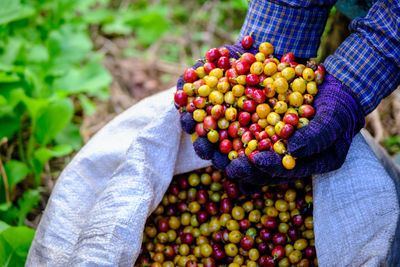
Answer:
[
  {"xmin": 0, "ymin": 156, "xmax": 10, "ymax": 204},
  {"xmin": 18, "ymin": 126, "xmax": 27, "ymax": 164}
]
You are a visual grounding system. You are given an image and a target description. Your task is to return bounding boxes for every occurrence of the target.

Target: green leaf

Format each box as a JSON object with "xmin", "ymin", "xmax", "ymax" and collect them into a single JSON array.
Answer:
[
  {"xmin": 0, "ymin": 221, "xmax": 9, "ymax": 234},
  {"xmin": 0, "ymin": 0, "xmax": 35, "ymax": 25},
  {"xmin": 3, "ymin": 160, "xmax": 30, "ymax": 188},
  {"xmin": 0, "ymin": 226, "xmax": 35, "ymax": 266},
  {"xmin": 0, "ymin": 72, "xmax": 20, "ymax": 83},
  {"xmin": 230, "ymin": 0, "xmax": 249, "ymax": 10},
  {"xmin": 103, "ymin": 18, "xmax": 133, "ymax": 35},
  {"xmin": 0, "ymin": 203, "xmax": 11, "ymax": 212},
  {"xmin": 34, "ymin": 98, "xmax": 74, "ymax": 146},
  {"xmin": 32, "ymin": 148, "xmax": 52, "ymax": 176},
  {"xmin": 384, "ymin": 136, "xmax": 400, "ymax": 154},
  {"xmin": 126, "ymin": 8, "xmax": 170, "ymax": 45},
  {"xmin": 48, "ymin": 145, "xmax": 73, "ymax": 157},
  {"xmin": 53, "ymin": 63, "xmax": 112, "ymax": 97},
  {"xmin": 17, "ymin": 189, "xmax": 39, "ymax": 225},
  {"xmin": 20, "ymin": 96, "xmax": 48, "ymax": 123},
  {"xmin": 55, "ymin": 123, "xmax": 82, "ymax": 151},
  {"xmin": 78, "ymin": 94, "xmax": 97, "ymax": 115},
  {"xmin": 48, "ymin": 24, "xmax": 93, "ymax": 66},
  {"xmin": 0, "ymin": 116, "xmax": 20, "ymax": 139},
  {"xmin": 32, "ymin": 145, "xmax": 73, "ymax": 176},
  {"xmin": 84, "ymin": 8, "xmax": 115, "ymax": 24},
  {"xmin": 0, "ymin": 38, "xmax": 23, "ymax": 66},
  {"xmin": 26, "ymin": 44, "xmax": 49, "ymax": 63}
]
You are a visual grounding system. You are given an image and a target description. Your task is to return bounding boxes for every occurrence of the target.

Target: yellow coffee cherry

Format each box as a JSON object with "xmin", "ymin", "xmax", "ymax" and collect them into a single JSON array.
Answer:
[
  {"xmin": 237, "ymin": 75, "xmax": 247, "ymax": 85},
  {"xmin": 288, "ymin": 92, "xmax": 304, "ymax": 107},
  {"xmin": 198, "ymin": 85, "xmax": 211, "ymax": 97},
  {"xmin": 256, "ymin": 103, "xmax": 271, "ymax": 119},
  {"xmin": 248, "ymin": 140, "xmax": 258, "ymax": 151},
  {"xmin": 217, "ymin": 81, "xmax": 230, "ymax": 93},
  {"xmin": 204, "ymin": 75, "xmax": 218, "ymax": 88},
  {"xmin": 250, "ymin": 62, "xmax": 264, "ymax": 75},
  {"xmin": 307, "ymin": 81, "xmax": 318, "ymax": 95},
  {"xmin": 281, "ymin": 67, "xmax": 295, "ymax": 81},
  {"xmin": 209, "ymin": 90, "xmax": 224, "ymax": 105},
  {"xmin": 273, "ymin": 78, "xmax": 289, "ymax": 94},
  {"xmin": 209, "ymin": 68, "xmax": 223, "ymax": 79},
  {"xmin": 224, "ymin": 91, "xmax": 235, "ymax": 105},
  {"xmin": 232, "ymin": 84, "xmax": 245, "ymax": 97},
  {"xmin": 259, "ymin": 42, "xmax": 274, "ymax": 55},
  {"xmin": 274, "ymin": 101, "xmax": 288, "ymax": 114},
  {"xmin": 291, "ymin": 78, "xmax": 306, "ymax": 94},
  {"xmin": 183, "ymin": 83, "xmax": 195, "ymax": 96},
  {"xmin": 302, "ymin": 67, "xmax": 315, "ymax": 81},
  {"xmin": 255, "ymin": 52, "xmax": 265, "ymax": 62},
  {"xmin": 196, "ymin": 66, "xmax": 206, "ymax": 78},
  {"xmin": 193, "ymin": 109, "xmax": 207, "ymax": 122},
  {"xmin": 228, "ymin": 151, "xmax": 238, "ymax": 160},
  {"xmin": 264, "ymin": 62, "xmax": 278, "ymax": 76}
]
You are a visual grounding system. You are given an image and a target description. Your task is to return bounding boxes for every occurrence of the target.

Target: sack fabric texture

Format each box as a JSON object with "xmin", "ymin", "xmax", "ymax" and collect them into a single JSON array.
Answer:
[{"xmin": 26, "ymin": 87, "xmax": 400, "ymax": 267}]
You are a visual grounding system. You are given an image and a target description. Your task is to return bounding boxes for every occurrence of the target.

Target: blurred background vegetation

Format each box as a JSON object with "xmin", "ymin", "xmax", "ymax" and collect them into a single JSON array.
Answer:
[{"xmin": 0, "ymin": 0, "xmax": 398, "ymax": 264}]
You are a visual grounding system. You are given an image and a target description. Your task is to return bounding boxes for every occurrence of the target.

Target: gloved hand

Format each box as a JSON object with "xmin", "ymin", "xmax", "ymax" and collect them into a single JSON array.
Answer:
[{"xmin": 226, "ymin": 74, "xmax": 365, "ymax": 181}]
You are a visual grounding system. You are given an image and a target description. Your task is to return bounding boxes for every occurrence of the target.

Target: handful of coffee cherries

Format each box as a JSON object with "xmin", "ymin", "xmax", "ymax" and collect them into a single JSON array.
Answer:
[{"xmin": 174, "ymin": 36, "xmax": 325, "ymax": 170}]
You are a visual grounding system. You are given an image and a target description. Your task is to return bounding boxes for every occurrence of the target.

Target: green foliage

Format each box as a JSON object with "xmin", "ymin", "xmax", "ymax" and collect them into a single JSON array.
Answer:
[
  {"xmin": 384, "ymin": 136, "xmax": 400, "ymax": 154},
  {"xmin": 0, "ymin": 224, "xmax": 35, "ymax": 266},
  {"xmin": 0, "ymin": 0, "xmax": 248, "ymax": 262},
  {"xmin": 0, "ymin": 0, "xmax": 113, "ymax": 260}
]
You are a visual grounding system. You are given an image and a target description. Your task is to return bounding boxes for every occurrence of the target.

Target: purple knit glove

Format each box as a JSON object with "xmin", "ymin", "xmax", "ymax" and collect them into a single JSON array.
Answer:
[
  {"xmin": 177, "ymin": 43, "xmax": 257, "ymax": 134},
  {"xmin": 227, "ymin": 74, "xmax": 365, "ymax": 181}
]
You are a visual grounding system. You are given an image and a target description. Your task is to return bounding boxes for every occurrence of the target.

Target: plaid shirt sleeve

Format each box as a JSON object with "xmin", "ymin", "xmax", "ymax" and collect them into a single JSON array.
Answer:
[
  {"xmin": 324, "ymin": 0, "xmax": 400, "ymax": 114},
  {"xmin": 239, "ymin": 0, "xmax": 336, "ymax": 58}
]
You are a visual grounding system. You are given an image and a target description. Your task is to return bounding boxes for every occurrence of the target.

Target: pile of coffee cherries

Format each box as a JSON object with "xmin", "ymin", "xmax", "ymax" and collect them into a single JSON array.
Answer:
[
  {"xmin": 135, "ymin": 167, "xmax": 317, "ymax": 266},
  {"xmin": 174, "ymin": 36, "xmax": 325, "ymax": 170}
]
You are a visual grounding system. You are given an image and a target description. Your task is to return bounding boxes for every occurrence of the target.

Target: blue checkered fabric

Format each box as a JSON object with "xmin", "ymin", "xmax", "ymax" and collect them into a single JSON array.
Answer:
[
  {"xmin": 325, "ymin": 0, "xmax": 400, "ymax": 114},
  {"xmin": 240, "ymin": 0, "xmax": 400, "ymax": 114},
  {"xmin": 239, "ymin": 0, "xmax": 334, "ymax": 58}
]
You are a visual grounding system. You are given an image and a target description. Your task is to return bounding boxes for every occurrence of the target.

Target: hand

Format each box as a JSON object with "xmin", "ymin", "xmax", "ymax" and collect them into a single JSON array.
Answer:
[{"xmin": 226, "ymin": 74, "xmax": 365, "ymax": 181}]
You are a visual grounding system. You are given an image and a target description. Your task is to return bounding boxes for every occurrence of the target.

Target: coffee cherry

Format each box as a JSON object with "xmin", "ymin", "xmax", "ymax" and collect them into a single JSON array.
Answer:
[
  {"xmin": 281, "ymin": 67, "xmax": 295, "ymax": 81},
  {"xmin": 282, "ymin": 155, "xmax": 296, "ymax": 170},
  {"xmin": 250, "ymin": 62, "xmax": 264, "ymax": 75},
  {"xmin": 206, "ymin": 48, "xmax": 221, "ymax": 62},
  {"xmin": 217, "ymin": 56, "xmax": 230, "ymax": 70},
  {"xmin": 274, "ymin": 78, "xmax": 289, "ymax": 94},
  {"xmin": 288, "ymin": 92, "xmax": 304, "ymax": 108},
  {"xmin": 264, "ymin": 62, "xmax": 278, "ymax": 76},
  {"xmin": 220, "ymin": 139, "xmax": 233, "ymax": 154},
  {"xmin": 235, "ymin": 60, "xmax": 250, "ymax": 75},
  {"xmin": 259, "ymin": 42, "xmax": 274, "ymax": 55},
  {"xmin": 242, "ymin": 35, "xmax": 254, "ymax": 49},
  {"xmin": 246, "ymin": 74, "xmax": 260, "ymax": 86},
  {"xmin": 298, "ymin": 105, "xmax": 315, "ymax": 118},
  {"xmin": 218, "ymin": 47, "xmax": 230, "ymax": 57},
  {"xmin": 281, "ymin": 52, "xmax": 295, "ymax": 63},
  {"xmin": 255, "ymin": 52, "xmax": 265, "ymax": 62},
  {"xmin": 175, "ymin": 90, "xmax": 188, "ymax": 107},
  {"xmin": 225, "ymin": 107, "xmax": 238, "ymax": 121},
  {"xmin": 183, "ymin": 68, "xmax": 199, "ymax": 83},
  {"xmin": 302, "ymin": 68, "xmax": 315, "ymax": 81}
]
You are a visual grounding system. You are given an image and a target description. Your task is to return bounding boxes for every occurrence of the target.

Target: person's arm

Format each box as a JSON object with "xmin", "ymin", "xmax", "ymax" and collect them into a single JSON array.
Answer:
[
  {"xmin": 324, "ymin": 0, "xmax": 400, "ymax": 114},
  {"xmin": 239, "ymin": 0, "xmax": 336, "ymax": 58},
  {"xmin": 228, "ymin": 0, "xmax": 400, "ymax": 182}
]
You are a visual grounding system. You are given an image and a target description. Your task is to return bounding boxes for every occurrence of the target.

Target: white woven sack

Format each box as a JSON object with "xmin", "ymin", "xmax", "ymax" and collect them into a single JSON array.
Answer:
[{"xmin": 26, "ymin": 88, "xmax": 400, "ymax": 266}]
